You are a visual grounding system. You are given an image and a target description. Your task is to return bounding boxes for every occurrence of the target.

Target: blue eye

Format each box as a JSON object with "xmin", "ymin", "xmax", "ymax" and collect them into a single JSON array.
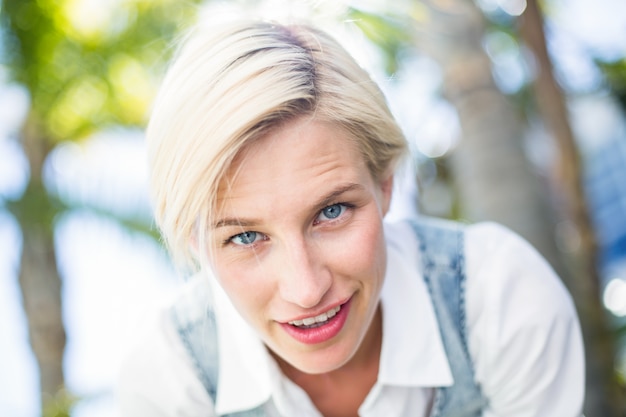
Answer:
[
  {"xmin": 230, "ymin": 231, "xmax": 262, "ymax": 246},
  {"xmin": 318, "ymin": 203, "xmax": 346, "ymax": 221}
]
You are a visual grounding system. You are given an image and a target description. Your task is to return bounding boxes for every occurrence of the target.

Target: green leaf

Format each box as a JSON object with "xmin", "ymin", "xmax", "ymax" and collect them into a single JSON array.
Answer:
[{"xmin": 347, "ymin": 7, "xmax": 414, "ymax": 75}]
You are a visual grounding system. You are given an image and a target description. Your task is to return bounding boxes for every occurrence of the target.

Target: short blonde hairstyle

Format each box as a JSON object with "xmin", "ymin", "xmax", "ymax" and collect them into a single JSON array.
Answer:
[{"xmin": 147, "ymin": 19, "xmax": 408, "ymax": 270}]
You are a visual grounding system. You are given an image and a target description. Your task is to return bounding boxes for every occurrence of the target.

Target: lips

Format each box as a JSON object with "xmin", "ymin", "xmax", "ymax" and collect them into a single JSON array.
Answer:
[{"xmin": 280, "ymin": 299, "xmax": 351, "ymax": 344}]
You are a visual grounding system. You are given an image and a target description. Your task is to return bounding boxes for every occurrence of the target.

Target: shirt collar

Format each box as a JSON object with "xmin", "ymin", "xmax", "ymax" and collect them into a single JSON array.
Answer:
[
  {"xmin": 210, "ymin": 277, "xmax": 273, "ymax": 415},
  {"xmin": 378, "ymin": 221, "xmax": 453, "ymax": 387},
  {"xmin": 209, "ymin": 219, "xmax": 453, "ymax": 414}
]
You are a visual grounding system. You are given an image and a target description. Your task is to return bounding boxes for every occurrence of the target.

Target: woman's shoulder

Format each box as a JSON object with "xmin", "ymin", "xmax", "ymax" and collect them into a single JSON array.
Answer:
[
  {"xmin": 463, "ymin": 221, "xmax": 574, "ymax": 314},
  {"xmin": 117, "ymin": 279, "xmax": 215, "ymax": 416},
  {"xmin": 462, "ymin": 221, "xmax": 584, "ymax": 414}
]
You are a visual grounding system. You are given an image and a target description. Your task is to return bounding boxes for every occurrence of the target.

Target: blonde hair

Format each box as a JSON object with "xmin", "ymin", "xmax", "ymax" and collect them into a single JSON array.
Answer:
[{"xmin": 146, "ymin": 19, "xmax": 408, "ymax": 270}]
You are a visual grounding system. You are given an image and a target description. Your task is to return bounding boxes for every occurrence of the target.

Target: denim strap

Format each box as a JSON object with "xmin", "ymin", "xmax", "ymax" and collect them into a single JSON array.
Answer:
[
  {"xmin": 170, "ymin": 277, "xmax": 220, "ymax": 401},
  {"xmin": 411, "ymin": 217, "xmax": 487, "ymax": 416},
  {"xmin": 170, "ymin": 276, "xmax": 267, "ymax": 417}
]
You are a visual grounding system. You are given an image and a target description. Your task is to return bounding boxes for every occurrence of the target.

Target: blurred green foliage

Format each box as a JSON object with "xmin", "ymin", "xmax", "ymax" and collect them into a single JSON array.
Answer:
[
  {"xmin": 0, "ymin": 0, "xmax": 203, "ymax": 232},
  {"xmin": 41, "ymin": 389, "xmax": 75, "ymax": 417},
  {"xmin": 597, "ymin": 58, "xmax": 626, "ymax": 113},
  {"xmin": 347, "ymin": 6, "xmax": 415, "ymax": 75},
  {"xmin": 1, "ymin": 0, "xmax": 200, "ymax": 143}
]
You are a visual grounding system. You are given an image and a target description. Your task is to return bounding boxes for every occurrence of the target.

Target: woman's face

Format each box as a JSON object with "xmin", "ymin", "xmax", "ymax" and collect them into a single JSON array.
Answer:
[{"xmin": 210, "ymin": 117, "xmax": 393, "ymax": 374}]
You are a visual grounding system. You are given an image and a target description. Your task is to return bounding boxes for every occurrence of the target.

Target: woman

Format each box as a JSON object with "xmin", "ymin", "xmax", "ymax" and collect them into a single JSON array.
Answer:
[{"xmin": 118, "ymin": 19, "xmax": 584, "ymax": 416}]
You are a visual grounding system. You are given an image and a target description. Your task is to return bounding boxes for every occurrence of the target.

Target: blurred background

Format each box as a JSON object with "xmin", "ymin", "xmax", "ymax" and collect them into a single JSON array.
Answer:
[{"xmin": 1, "ymin": 0, "xmax": 626, "ymax": 416}]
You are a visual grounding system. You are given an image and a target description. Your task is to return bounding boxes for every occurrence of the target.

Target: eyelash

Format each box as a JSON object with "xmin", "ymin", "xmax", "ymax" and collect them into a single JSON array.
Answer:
[{"xmin": 224, "ymin": 202, "xmax": 354, "ymax": 247}]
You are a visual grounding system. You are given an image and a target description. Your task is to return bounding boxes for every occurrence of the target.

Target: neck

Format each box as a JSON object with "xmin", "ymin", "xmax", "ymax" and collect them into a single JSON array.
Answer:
[{"xmin": 272, "ymin": 304, "xmax": 383, "ymax": 416}]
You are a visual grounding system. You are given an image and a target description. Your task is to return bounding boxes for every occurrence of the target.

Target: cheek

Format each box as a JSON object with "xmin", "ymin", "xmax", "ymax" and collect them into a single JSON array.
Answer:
[
  {"xmin": 325, "ymin": 218, "xmax": 387, "ymax": 278},
  {"xmin": 211, "ymin": 260, "xmax": 273, "ymax": 321}
]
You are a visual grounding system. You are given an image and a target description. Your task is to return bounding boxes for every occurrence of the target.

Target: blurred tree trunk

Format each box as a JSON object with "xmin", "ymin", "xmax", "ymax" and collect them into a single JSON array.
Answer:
[
  {"xmin": 415, "ymin": 1, "xmax": 559, "ymax": 266},
  {"xmin": 15, "ymin": 111, "xmax": 67, "ymax": 410},
  {"xmin": 415, "ymin": 0, "xmax": 620, "ymax": 415},
  {"xmin": 518, "ymin": 0, "xmax": 623, "ymax": 414}
]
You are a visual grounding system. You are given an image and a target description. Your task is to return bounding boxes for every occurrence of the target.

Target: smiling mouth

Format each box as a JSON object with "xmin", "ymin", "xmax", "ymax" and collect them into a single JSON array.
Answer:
[{"xmin": 288, "ymin": 305, "xmax": 341, "ymax": 329}]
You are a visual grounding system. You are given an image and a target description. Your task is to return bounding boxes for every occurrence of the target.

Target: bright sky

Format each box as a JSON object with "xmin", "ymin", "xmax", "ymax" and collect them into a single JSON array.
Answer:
[{"xmin": 1, "ymin": 0, "xmax": 626, "ymax": 415}]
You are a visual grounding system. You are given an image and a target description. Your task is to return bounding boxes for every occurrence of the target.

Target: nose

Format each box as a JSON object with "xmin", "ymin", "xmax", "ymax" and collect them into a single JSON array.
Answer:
[{"xmin": 276, "ymin": 237, "xmax": 332, "ymax": 309}]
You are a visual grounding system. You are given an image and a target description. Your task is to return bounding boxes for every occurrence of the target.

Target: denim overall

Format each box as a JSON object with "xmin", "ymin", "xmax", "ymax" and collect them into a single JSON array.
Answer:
[{"xmin": 171, "ymin": 218, "xmax": 487, "ymax": 416}]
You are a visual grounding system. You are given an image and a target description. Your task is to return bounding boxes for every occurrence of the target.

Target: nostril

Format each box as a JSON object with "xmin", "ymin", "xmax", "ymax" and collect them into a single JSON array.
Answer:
[{"xmin": 278, "ymin": 240, "xmax": 332, "ymax": 308}]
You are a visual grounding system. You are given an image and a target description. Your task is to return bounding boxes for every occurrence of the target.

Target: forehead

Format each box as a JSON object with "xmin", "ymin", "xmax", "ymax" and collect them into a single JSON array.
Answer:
[{"xmin": 216, "ymin": 118, "xmax": 371, "ymax": 209}]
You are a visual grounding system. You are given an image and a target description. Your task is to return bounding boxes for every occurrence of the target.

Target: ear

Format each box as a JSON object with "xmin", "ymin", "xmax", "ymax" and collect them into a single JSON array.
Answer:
[{"xmin": 379, "ymin": 173, "xmax": 394, "ymax": 216}]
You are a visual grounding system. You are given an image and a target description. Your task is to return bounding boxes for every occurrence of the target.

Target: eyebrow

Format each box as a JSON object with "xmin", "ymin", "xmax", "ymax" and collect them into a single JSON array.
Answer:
[{"xmin": 212, "ymin": 182, "xmax": 365, "ymax": 229}]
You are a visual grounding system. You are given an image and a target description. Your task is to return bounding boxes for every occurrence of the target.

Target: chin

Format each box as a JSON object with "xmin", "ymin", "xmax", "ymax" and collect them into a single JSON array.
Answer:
[{"xmin": 278, "ymin": 337, "xmax": 360, "ymax": 375}]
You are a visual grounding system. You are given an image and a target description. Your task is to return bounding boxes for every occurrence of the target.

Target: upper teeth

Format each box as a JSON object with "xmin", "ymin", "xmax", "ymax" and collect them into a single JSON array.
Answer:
[{"xmin": 289, "ymin": 306, "xmax": 340, "ymax": 327}]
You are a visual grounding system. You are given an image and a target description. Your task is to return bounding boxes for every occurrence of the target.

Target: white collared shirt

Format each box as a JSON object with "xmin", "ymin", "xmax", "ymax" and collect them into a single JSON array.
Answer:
[{"xmin": 118, "ymin": 220, "xmax": 584, "ymax": 416}]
